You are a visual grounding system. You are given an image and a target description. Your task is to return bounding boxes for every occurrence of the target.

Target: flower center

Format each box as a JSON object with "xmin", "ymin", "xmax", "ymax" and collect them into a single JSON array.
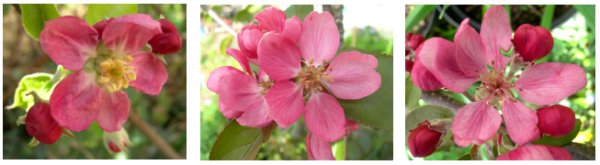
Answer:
[
  {"xmin": 88, "ymin": 45, "xmax": 137, "ymax": 93},
  {"xmin": 298, "ymin": 64, "xmax": 332, "ymax": 94},
  {"xmin": 258, "ymin": 79, "xmax": 274, "ymax": 95},
  {"xmin": 477, "ymin": 69, "xmax": 513, "ymax": 103}
]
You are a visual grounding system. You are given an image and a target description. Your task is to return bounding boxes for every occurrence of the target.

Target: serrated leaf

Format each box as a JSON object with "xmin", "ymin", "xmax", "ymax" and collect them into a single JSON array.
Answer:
[
  {"xmin": 284, "ymin": 5, "xmax": 313, "ymax": 20},
  {"xmin": 341, "ymin": 55, "xmax": 392, "ymax": 130},
  {"xmin": 85, "ymin": 4, "xmax": 138, "ymax": 25},
  {"xmin": 532, "ymin": 119, "xmax": 582, "ymax": 146},
  {"xmin": 405, "ymin": 105, "xmax": 454, "ymax": 133},
  {"xmin": 19, "ymin": 4, "xmax": 60, "ymax": 40},
  {"xmin": 209, "ymin": 121, "xmax": 274, "ymax": 160},
  {"xmin": 6, "ymin": 73, "xmax": 54, "ymax": 111}
]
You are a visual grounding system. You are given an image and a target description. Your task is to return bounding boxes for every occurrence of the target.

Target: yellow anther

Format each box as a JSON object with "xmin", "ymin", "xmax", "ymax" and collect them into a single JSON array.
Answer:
[{"xmin": 94, "ymin": 55, "xmax": 137, "ymax": 93}]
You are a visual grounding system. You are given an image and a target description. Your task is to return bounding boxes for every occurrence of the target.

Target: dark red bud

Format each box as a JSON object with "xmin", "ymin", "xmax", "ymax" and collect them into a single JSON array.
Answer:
[
  {"xmin": 406, "ymin": 60, "xmax": 414, "ymax": 72},
  {"xmin": 408, "ymin": 121, "xmax": 443, "ymax": 157},
  {"xmin": 93, "ymin": 18, "xmax": 114, "ymax": 40},
  {"xmin": 149, "ymin": 33, "xmax": 182, "ymax": 54},
  {"xmin": 537, "ymin": 105, "xmax": 576, "ymax": 137},
  {"xmin": 25, "ymin": 103, "xmax": 63, "ymax": 144},
  {"xmin": 158, "ymin": 19, "xmax": 178, "ymax": 34},
  {"xmin": 514, "ymin": 24, "xmax": 554, "ymax": 61},
  {"xmin": 406, "ymin": 33, "xmax": 425, "ymax": 53}
]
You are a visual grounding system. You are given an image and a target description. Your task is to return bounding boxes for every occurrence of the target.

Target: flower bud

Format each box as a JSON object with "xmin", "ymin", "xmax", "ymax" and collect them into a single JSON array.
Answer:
[
  {"xmin": 103, "ymin": 128, "xmax": 131, "ymax": 154},
  {"xmin": 149, "ymin": 19, "xmax": 182, "ymax": 55},
  {"xmin": 406, "ymin": 33, "xmax": 424, "ymax": 53},
  {"xmin": 408, "ymin": 121, "xmax": 443, "ymax": 157},
  {"xmin": 25, "ymin": 103, "xmax": 63, "ymax": 144},
  {"xmin": 537, "ymin": 105, "xmax": 576, "ymax": 137},
  {"xmin": 513, "ymin": 24, "xmax": 554, "ymax": 61},
  {"xmin": 158, "ymin": 19, "xmax": 178, "ymax": 34}
]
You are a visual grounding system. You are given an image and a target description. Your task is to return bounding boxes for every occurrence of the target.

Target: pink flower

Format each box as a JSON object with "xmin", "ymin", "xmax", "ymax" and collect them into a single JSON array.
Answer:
[
  {"xmin": 25, "ymin": 102, "xmax": 63, "ymax": 144},
  {"xmin": 418, "ymin": 6, "xmax": 587, "ymax": 147},
  {"xmin": 408, "ymin": 121, "xmax": 443, "ymax": 157},
  {"xmin": 258, "ymin": 11, "xmax": 381, "ymax": 142},
  {"xmin": 306, "ymin": 119, "xmax": 358, "ymax": 160},
  {"xmin": 537, "ymin": 105, "xmax": 576, "ymax": 137},
  {"xmin": 497, "ymin": 145, "xmax": 572, "ymax": 160},
  {"xmin": 40, "ymin": 14, "xmax": 170, "ymax": 132}
]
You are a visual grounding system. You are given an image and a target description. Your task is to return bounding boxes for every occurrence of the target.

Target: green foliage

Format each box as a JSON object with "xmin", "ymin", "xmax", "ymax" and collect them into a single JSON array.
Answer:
[
  {"xmin": 405, "ymin": 5, "xmax": 436, "ymax": 32},
  {"xmin": 209, "ymin": 121, "xmax": 274, "ymax": 160},
  {"xmin": 284, "ymin": 5, "xmax": 313, "ymax": 20},
  {"xmin": 405, "ymin": 105, "xmax": 454, "ymax": 132},
  {"xmin": 19, "ymin": 4, "xmax": 59, "ymax": 40},
  {"xmin": 533, "ymin": 119, "xmax": 582, "ymax": 146},
  {"xmin": 541, "ymin": 5, "xmax": 555, "ymax": 29},
  {"xmin": 6, "ymin": 73, "xmax": 54, "ymax": 111},
  {"xmin": 405, "ymin": 76, "xmax": 422, "ymax": 111},
  {"xmin": 85, "ymin": 4, "xmax": 138, "ymax": 25}
]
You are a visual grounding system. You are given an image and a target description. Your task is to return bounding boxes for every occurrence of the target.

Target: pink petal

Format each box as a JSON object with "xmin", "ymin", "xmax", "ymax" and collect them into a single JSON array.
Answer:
[
  {"xmin": 265, "ymin": 81, "xmax": 304, "ymax": 128},
  {"xmin": 130, "ymin": 52, "xmax": 168, "ymax": 95},
  {"xmin": 502, "ymin": 99, "xmax": 540, "ymax": 145},
  {"xmin": 207, "ymin": 66, "xmax": 243, "ymax": 93},
  {"xmin": 480, "ymin": 6, "xmax": 512, "ymax": 71},
  {"xmin": 306, "ymin": 133, "xmax": 335, "ymax": 160},
  {"xmin": 454, "ymin": 19, "xmax": 488, "ymax": 77},
  {"xmin": 50, "ymin": 71, "xmax": 102, "ymax": 132},
  {"xmin": 40, "ymin": 16, "xmax": 99, "ymax": 70},
  {"xmin": 237, "ymin": 24, "xmax": 263, "ymax": 59},
  {"xmin": 514, "ymin": 24, "xmax": 554, "ymax": 61},
  {"xmin": 451, "ymin": 100, "xmax": 501, "ymax": 147},
  {"xmin": 419, "ymin": 38, "xmax": 478, "ymax": 92},
  {"xmin": 254, "ymin": 7, "xmax": 286, "ymax": 32},
  {"xmin": 225, "ymin": 48, "xmax": 252, "ymax": 75},
  {"xmin": 305, "ymin": 92, "xmax": 346, "ymax": 142},
  {"xmin": 497, "ymin": 145, "xmax": 572, "ymax": 160},
  {"xmin": 102, "ymin": 14, "xmax": 162, "ymax": 54},
  {"xmin": 218, "ymin": 101, "xmax": 242, "ymax": 119},
  {"xmin": 217, "ymin": 69, "xmax": 263, "ymax": 114},
  {"xmin": 93, "ymin": 18, "xmax": 113, "ymax": 40},
  {"xmin": 411, "ymin": 58, "xmax": 443, "ymax": 91},
  {"xmin": 282, "ymin": 16, "xmax": 302, "ymax": 43},
  {"xmin": 324, "ymin": 51, "xmax": 381, "ymax": 99},
  {"xmin": 515, "ymin": 62, "xmax": 587, "ymax": 105},
  {"xmin": 236, "ymin": 98, "xmax": 272, "ymax": 128},
  {"xmin": 96, "ymin": 91, "xmax": 130, "ymax": 132},
  {"xmin": 298, "ymin": 11, "xmax": 340, "ymax": 66},
  {"xmin": 257, "ymin": 32, "xmax": 301, "ymax": 81}
]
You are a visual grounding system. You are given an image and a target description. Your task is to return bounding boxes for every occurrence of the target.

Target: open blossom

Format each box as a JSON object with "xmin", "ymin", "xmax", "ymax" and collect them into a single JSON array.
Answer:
[
  {"xmin": 417, "ymin": 6, "xmax": 587, "ymax": 147},
  {"xmin": 25, "ymin": 102, "xmax": 63, "ymax": 144},
  {"xmin": 40, "ymin": 14, "xmax": 171, "ymax": 132},
  {"xmin": 497, "ymin": 145, "xmax": 571, "ymax": 160},
  {"xmin": 258, "ymin": 11, "xmax": 381, "ymax": 142}
]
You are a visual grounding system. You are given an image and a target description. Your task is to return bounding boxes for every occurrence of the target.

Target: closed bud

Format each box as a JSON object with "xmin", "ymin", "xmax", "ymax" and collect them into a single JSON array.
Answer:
[
  {"xmin": 408, "ymin": 120, "xmax": 443, "ymax": 157},
  {"xmin": 25, "ymin": 102, "xmax": 63, "ymax": 144},
  {"xmin": 513, "ymin": 24, "xmax": 554, "ymax": 61},
  {"xmin": 537, "ymin": 105, "xmax": 576, "ymax": 137},
  {"xmin": 103, "ymin": 128, "xmax": 131, "ymax": 154},
  {"xmin": 149, "ymin": 19, "xmax": 182, "ymax": 55}
]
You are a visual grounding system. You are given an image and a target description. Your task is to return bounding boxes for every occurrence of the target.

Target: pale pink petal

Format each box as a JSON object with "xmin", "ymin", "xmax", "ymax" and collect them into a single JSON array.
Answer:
[
  {"xmin": 497, "ymin": 145, "xmax": 572, "ymax": 160},
  {"xmin": 305, "ymin": 92, "xmax": 346, "ymax": 142},
  {"xmin": 130, "ymin": 52, "xmax": 168, "ymax": 95},
  {"xmin": 237, "ymin": 25, "xmax": 263, "ymax": 59},
  {"xmin": 217, "ymin": 69, "xmax": 263, "ymax": 114},
  {"xmin": 306, "ymin": 133, "xmax": 335, "ymax": 160},
  {"xmin": 265, "ymin": 81, "xmax": 304, "ymax": 128},
  {"xmin": 419, "ymin": 38, "xmax": 478, "ymax": 92},
  {"xmin": 282, "ymin": 16, "xmax": 302, "ymax": 43},
  {"xmin": 254, "ymin": 7, "xmax": 286, "ymax": 32},
  {"xmin": 451, "ymin": 100, "xmax": 501, "ymax": 147},
  {"xmin": 515, "ymin": 62, "xmax": 587, "ymax": 105},
  {"xmin": 411, "ymin": 58, "xmax": 443, "ymax": 91},
  {"xmin": 102, "ymin": 14, "xmax": 162, "ymax": 54},
  {"xmin": 50, "ymin": 71, "xmax": 102, "ymax": 132},
  {"xmin": 502, "ymin": 99, "xmax": 540, "ymax": 145},
  {"xmin": 324, "ymin": 51, "xmax": 381, "ymax": 99},
  {"xmin": 454, "ymin": 19, "xmax": 488, "ymax": 77},
  {"xmin": 225, "ymin": 48, "xmax": 251, "ymax": 75},
  {"xmin": 298, "ymin": 11, "xmax": 340, "ymax": 66},
  {"xmin": 236, "ymin": 98, "xmax": 272, "ymax": 128},
  {"xmin": 96, "ymin": 91, "xmax": 130, "ymax": 132},
  {"xmin": 257, "ymin": 32, "xmax": 301, "ymax": 81},
  {"xmin": 40, "ymin": 16, "xmax": 99, "ymax": 70},
  {"xmin": 207, "ymin": 66, "xmax": 242, "ymax": 93},
  {"xmin": 480, "ymin": 5, "xmax": 512, "ymax": 71}
]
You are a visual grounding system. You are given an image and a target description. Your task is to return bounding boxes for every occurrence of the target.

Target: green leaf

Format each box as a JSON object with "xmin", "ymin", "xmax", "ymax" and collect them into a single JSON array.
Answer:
[
  {"xmin": 341, "ymin": 55, "xmax": 392, "ymax": 130},
  {"xmin": 284, "ymin": 5, "xmax": 313, "ymax": 20},
  {"xmin": 458, "ymin": 154, "xmax": 471, "ymax": 160},
  {"xmin": 219, "ymin": 35, "xmax": 234, "ymax": 55},
  {"xmin": 574, "ymin": 5, "xmax": 595, "ymax": 41},
  {"xmin": 209, "ymin": 121, "xmax": 274, "ymax": 160},
  {"xmin": 85, "ymin": 4, "xmax": 138, "ymax": 25},
  {"xmin": 405, "ymin": 105, "xmax": 454, "ymax": 133},
  {"xmin": 6, "ymin": 73, "xmax": 54, "ymax": 111},
  {"xmin": 19, "ymin": 4, "xmax": 60, "ymax": 40},
  {"xmin": 405, "ymin": 5, "xmax": 436, "ymax": 32},
  {"xmin": 533, "ymin": 119, "xmax": 582, "ymax": 146},
  {"xmin": 332, "ymin": 137, "xmax": 346, "ymax": 160},
  {"xmin": 541, "ymin": 5, "xmax": 555, "ymax": 30},
  {"xmin": 405, "ymin": 76, "xmax": 422, "ymax": 111}
]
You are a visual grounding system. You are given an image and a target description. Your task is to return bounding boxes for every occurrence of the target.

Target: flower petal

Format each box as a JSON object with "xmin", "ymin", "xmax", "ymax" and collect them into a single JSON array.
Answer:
[
  {"xmin": 451, "ymin": 100, "xmax": 501, "ymax": 147},
  {"xmin": 306, "ymin": 133, "xmax": 335, "ymax": 160},
  {"xmin": 502, "ymin": 99, "xmax": 540, "ymax": 146},
  {"xmin": 237, "ymin": 24, "xmax": 263, "ymax": 59},
  {"xmin": 50, "ymin": 71, "xmax": 102, "ymax": 132},
  {"xmin": 411, "ymin": 58, "xmax": 443, "ymax": 91},
  {"xmin": 207, "ymin": 66, "xmax": 242, "ymax": 93},
  {"xmin": 454, "ymin": 19, "xmax": 488, "ymax": 77},
  {"xmin": 254, "ymin": 7, "xmax": 286, "ymax": 32},
  {"xmin": 236, "ymin": 98, "xmax": 272, "ymax": 128},
  {"xmin": 257, "ymin": 32, "xmax": 301, "ymax": 81},
  {"xmin": 497, "ymin": 145, "xmax": 572, "ymax": 160},
  {"xmin": 282, "ymin": 16, "xmax": 302, "ymax": 43},
  {"xmin": 40, "ymin": 16, "xmax": 99, "ymax": 70},
  {"xmin": 217, "ymin": 69, "xmax": 262, "ymax": 114},
  {"xmin": 324, "ymin": 51, "xmax": 381, "ymax": 99},
  {"xmin": 419, "ymin": 38, "xmax": 478, "ymax": 92},
  {"xmin": 299, "ymin": 11, "xmax": 340, "ymax": 66},
  {"xmin": 97, "ymin": 91, "xmax": 130, "ymax": 132},
  {"xmin": 93, "ymin": 18, "xmax": 113, "ymax": 40},
  {"xmin": 515, "ymin": 62, "xmax": 587, "ymax": 105},
  {"xmin": 102, "ymin": 14, "xmax": 162, "ymax": 54},
  {"xmin": 265, "ymin": 81, "xmax": 304, "ymax": 128},
  {"xmin": 130, "ymin": 52, "xmax": 168, "ymax": 95},
  {"xmin": 225, "ymin": 48, "xmax": 252, "ymax": 75},
  {"xmin": 480, "ymin": 5, "xmax": 512, "ymax": 71},
  {"xmin": 218, "ymin": 101, "xmax": 242, "ymax": 119},
  {"xmin": 305, "ymin": 92, "xmax": 345, "ymax": 142}
]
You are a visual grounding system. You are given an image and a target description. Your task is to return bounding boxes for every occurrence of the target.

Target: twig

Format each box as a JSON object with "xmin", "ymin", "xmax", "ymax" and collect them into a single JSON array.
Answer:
[
  {"xmin": 202, "ymin": 5, "xmax": 237, "ymax": 36},
  {"xmin": 129, "ymin": 111, "xmax": 183, "ymax": 159},
  {"xmin": 421, "ymin": 91, "xmax": 465, "ymax": 113}
]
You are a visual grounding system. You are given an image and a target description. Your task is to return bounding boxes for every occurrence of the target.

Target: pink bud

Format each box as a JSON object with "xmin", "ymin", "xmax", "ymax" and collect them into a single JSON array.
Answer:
[
  {"xmin": 25, "ymin": 103, "xmax": 63, "ymax": 144},
  {"xmin": 237, "ymin": 25, "xmax": 263, "ymax": 59},
  {"xmin": 513, "ymin": 24, "xmax": 554, "ymax": 61},
  {"xmin": 537, "ymin": 105, "xmax": 576, "ymax": 137},
  {"xmin": 92, "ymin": 18, "xmax": 114, "ymax": 40},
  {"xmin": 149, "ymin": 19, "xmax": 182, "ymax": 55},
  {"xmin": 408, "ymin": 121, "xmax": 443, "ymax": 157}
]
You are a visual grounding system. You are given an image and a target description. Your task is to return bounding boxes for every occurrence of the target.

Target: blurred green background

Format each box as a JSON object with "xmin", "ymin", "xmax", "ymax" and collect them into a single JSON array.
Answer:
[
  {"xmin": 3, "ymin": 4, "xmax": 187, "ymax": 159},
  {"xmin": 201, "ymin": 5, "xmax": 393, "ymax": 160},
  {"xmin": 405, "ymin": 5, "xmax": 595, "ymax": 160}
]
